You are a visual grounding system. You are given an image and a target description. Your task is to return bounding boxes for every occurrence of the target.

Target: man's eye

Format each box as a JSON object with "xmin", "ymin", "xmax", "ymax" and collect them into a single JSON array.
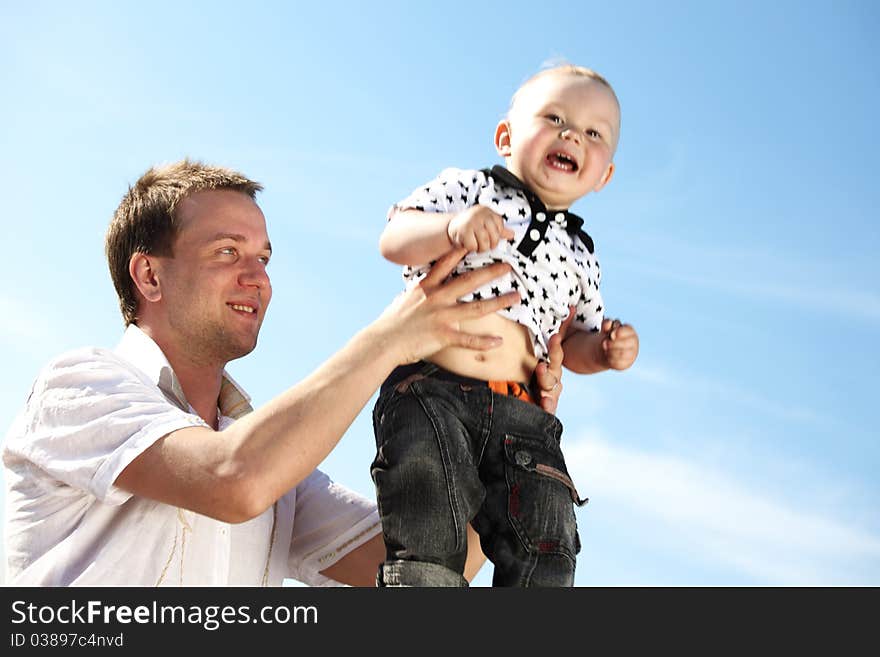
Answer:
[
  {"xmin": 219, "ymin": 247, "xmax": 237, "ymax": 256},
  {"xmin": 258, "ymin": 255, "xmax": 271, "ymax": 265}
]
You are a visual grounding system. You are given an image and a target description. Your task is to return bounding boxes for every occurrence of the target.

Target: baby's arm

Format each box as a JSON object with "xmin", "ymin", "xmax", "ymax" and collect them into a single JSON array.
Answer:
[
  {"xmin": 562, "ymin": 318, "xmax": 639, "ymax": 374},
  {"xmin": 380, "ymin": 207, "xmax": 514, "ymax": 266}
]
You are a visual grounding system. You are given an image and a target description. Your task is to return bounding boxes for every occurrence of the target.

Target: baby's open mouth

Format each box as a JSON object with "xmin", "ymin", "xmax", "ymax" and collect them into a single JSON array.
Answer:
[{"xmin": 546, "ymin": 152, "xmax": 578, "ymax": 172}]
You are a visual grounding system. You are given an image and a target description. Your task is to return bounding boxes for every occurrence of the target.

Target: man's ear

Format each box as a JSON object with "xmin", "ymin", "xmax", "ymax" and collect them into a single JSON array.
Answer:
[
  {"xmin": 494, "ymin": 120, "xmax": 512, "ymax": 157},
  {"xmin": 593, "ymin": 162, "xmax": 615, "ymax": 192},
  {"xmin": 129, "ymin": 252, "xmax": 162, "ymax": 303}
]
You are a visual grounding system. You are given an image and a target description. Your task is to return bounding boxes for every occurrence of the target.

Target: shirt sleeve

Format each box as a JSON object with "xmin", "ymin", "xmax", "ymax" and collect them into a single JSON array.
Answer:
[
  {"xmin": 572, "ymin": 250, "xmax": 605, "ymax": 333},
  {"xmin": 3, "ymin": 348, "xmax": 208, "ymax": 506},
  {"xmin": 388, "ymin": 167, "xmax": 485, "ymax": 217},
  {"xmin": 287, "ymin": 468, "xmax": 381, "ymax": 587}
]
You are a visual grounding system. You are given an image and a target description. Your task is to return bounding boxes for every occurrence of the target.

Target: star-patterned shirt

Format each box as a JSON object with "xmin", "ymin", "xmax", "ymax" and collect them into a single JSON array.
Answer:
[{"xmin": 391, "ymin": 165, "xmax": 604, "ymax": 361}]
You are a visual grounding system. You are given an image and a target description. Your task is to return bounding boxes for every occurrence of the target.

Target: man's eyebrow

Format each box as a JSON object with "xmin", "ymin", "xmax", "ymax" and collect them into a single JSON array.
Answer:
[{"xmin": 210, "ymin": 233, "xmax": 272, "ymax": 252}]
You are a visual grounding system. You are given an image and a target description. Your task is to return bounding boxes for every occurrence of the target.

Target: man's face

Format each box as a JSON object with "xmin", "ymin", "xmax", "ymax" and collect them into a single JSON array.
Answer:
[
  {"xmin": 156, "ymin": 189, "xmax": 273, "ymax": 366},
  {"xmin": 497, "ymin": 73, "xmax": 620, "ymax": 209}
]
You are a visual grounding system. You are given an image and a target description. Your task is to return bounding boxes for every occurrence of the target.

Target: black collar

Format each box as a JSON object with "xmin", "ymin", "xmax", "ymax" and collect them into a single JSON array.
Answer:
[{"xmin": 485, "ymin": 165, "xmax": 594, "ymax": 254}]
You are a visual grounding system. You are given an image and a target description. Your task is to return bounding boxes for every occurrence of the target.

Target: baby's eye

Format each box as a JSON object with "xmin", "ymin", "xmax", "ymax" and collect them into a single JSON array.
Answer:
[
  {"xmin": 545, "ymin": 114, "xmax": 563, "ymax": 125},
  {"xmin": 586, "ymin": 128, "xmax": 602, "ymax": 139}
]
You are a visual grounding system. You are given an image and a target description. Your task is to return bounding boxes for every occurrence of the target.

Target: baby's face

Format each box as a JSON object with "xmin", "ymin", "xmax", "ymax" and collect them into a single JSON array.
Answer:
[{"xmin": 497, "ymin": 73, "xmax": 620, "ymax": 209}]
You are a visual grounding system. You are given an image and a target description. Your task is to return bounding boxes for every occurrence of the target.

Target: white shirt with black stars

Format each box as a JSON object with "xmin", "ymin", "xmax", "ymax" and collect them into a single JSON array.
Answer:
[{"xmin": 391, "ymin": 166, "xmax": 605, "ymax": 362}]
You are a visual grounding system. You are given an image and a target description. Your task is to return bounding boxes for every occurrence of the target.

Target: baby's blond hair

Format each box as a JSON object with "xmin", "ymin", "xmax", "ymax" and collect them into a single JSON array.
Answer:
[{"xmin": 509, "ymin": 63, "xmax": 619, "ymax": 115}]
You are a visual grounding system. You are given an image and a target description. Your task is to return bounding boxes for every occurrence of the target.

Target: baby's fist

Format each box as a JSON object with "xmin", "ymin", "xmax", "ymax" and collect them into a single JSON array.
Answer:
[
  {"xmin": 447, "ymin": 206, "xmax": 514, "ymax": 253},
  {"xmin": 602, "ymin": 318, "xmax": 639, "ymax": 371}
]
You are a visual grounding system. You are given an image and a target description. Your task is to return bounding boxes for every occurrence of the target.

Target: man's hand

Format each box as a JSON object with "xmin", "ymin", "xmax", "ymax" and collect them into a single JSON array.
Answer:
[
  {"xmin": 534, "ymin": 307, "xmax": 574, "ymax": 413},
  {"xmin": 447, "ymin": 206, "xmax": 515, "ymax": 253},
  {"xmin": 601, "ymin": 318, "xmax": 639, "ymax": 370},
  {"xmin": 377, "ymin": 248, "xmax": 520, "ymax": 365}
]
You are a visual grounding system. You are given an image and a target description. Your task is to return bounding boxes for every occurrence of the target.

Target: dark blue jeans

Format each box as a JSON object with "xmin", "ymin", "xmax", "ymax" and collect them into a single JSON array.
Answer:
[{"xmin": 371, "ymin": 362, "xmax": 587, "ymax": 587}]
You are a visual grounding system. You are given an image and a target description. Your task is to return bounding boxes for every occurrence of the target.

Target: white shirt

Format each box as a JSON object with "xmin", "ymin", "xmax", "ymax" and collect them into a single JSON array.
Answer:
[
  {"xmin": 394, "ymin": 166, "xmax": 606, "ymax": 361},
  {"xmin": 2, "ymin": 325, "xmax": 381, "ymax": 586}
]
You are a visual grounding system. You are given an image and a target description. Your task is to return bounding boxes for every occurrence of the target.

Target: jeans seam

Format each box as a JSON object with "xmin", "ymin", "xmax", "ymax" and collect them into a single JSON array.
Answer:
[
  {"xmin": 411, "ymin": 381, "xmax": 465, "ymax": 552},
  {"xmin": 521, "ymin": 549, "xmax": 538, "ymax": 587},
  {"xmin": 475, "ymin": 389, "xmax": 494, "ymax": 468}
]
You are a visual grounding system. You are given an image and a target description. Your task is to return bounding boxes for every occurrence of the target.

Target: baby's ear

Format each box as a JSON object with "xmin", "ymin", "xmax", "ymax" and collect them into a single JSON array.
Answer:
[
  {"xmin": 494, "ymin": 120, "xmax": 512, "ymax": 157},
  {"xmin": 594, "ymin": 162, "xmax": 615, "ymax": 192}
]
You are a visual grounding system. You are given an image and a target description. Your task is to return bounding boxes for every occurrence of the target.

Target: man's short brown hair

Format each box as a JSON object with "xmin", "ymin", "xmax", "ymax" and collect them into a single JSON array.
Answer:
[{"xmin": 105, "ymin": 159, "xmax": 263, "ymax": 325}]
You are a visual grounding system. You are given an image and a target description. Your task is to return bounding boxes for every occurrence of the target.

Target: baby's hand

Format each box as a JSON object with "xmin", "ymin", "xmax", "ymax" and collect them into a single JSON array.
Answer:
[
  {"xmin": 602, "ymin": 318, "xmax": 639, "ymax": 371},
  {"xmin": 447, "ymin": 206, "xmax": 515, "ymax": 253}
]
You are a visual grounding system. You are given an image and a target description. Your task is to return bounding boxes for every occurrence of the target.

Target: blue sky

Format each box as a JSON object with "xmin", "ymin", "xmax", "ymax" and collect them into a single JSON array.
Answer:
[{"xmin": 1, "ymin": 0, "xmax": 878, "ymax": 586}]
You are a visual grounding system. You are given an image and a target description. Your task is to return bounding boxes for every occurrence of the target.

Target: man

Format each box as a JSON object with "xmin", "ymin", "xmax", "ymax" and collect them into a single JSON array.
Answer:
[{"xmin": 3, "ymin": 160, "xmax": 566, "ymax": 586}]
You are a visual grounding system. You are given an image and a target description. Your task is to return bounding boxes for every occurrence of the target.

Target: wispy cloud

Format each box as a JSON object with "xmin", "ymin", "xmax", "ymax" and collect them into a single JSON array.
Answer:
[
  {"xmin": 757, "ymin": 283, "xmax": 880, "ymax": 323},
  {"xmin": 627, "ymin": 360, "xmax": 824, "ymax": 425},
  {"xmin": 566, "ymin": 430, "xmax": 880, "ymax": 585},
  {"xmin": 627, "ymin": 363, "xmax": 676, "ymax": 386},
  {"xmin": 0, "ymin": 293, "xmax": 62, "ymax": 353},
  {"xmin": 633, "ymin": 261, "xmax": 880, "ymax": 324},
  {"xmin": 616, "ymin": 239, "xmax": 880, "ymax": 325}
]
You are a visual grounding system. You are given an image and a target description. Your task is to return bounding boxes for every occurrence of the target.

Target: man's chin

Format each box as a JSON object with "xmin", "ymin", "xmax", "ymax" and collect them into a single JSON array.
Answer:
[
  {"xmin": 228, "ymin": 340, "xmax": 258, "ymax": 362},
  {"xmin": 219, "ymin": 333, "xmax": 260, "ymax": 363}
]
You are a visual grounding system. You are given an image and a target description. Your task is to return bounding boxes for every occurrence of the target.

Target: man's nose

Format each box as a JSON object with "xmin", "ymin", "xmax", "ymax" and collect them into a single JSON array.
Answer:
[{"xmin": 239, "ymin": 261, "xmax": 270, "ymax": 289}]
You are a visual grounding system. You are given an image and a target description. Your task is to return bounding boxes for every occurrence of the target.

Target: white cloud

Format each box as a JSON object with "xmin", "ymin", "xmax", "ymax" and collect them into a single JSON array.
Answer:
[{"xmin": 566, "ymin": 430, "xmax": 880, "ymax": 585}]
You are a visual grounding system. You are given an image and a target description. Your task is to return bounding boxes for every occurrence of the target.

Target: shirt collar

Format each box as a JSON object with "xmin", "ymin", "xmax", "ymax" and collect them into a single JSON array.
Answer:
[
  {"xmin": 114, "ymin": 324, "xmax": 253, "ymax": 420},
  {"xmin": 487, "ymin": 165, "xmax": 594, "ymax": 253}
]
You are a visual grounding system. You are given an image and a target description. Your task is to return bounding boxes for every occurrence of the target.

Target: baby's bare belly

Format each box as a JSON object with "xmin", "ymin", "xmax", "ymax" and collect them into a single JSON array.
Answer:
[{"xmin": 428, "ymin": 313, "xmax": 538, "ymax": 383}]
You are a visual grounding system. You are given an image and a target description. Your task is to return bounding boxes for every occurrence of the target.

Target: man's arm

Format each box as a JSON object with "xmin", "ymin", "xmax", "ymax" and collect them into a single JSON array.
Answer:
[
  {"xmin": 318, "ymin": 533, "xmax": 385, "ymax": 587},
  {"xmin": 115, "ymin": 250, "xmax": 520, "ymax": 523},
  {"xmin": 319, "ymin": 525, "xmax": 488, "ymax": 586}
]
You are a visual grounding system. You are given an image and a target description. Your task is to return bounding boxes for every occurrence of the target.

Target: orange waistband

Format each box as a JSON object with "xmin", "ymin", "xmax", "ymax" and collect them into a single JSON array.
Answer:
[{"xmin": 487, "ymin": 380, "xmax": 535, "ymax": 404}]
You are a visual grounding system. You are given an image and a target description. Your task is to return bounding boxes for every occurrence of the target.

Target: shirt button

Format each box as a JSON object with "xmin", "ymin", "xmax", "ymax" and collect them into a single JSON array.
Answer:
[
  {"xmin": 536, "ymin": 212, "xmax": 546, "ymax": 222},
  {"xmin": 529, "ymin": 229, "xmax": 541, "ymax": 241},
  {"xmin": 554, "ymin": 212, "xmax": 565, "ymax": 222}
]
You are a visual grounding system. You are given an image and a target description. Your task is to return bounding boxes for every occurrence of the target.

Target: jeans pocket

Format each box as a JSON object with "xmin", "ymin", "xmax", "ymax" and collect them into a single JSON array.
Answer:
[
  {"xmin": 372, "ymin": 385, "xmax": 411, "ymax": 447},
  {"xmin": 373, "ymin": 369, "xmax": 436, "ymax": 432},
  {"xmin": 502, "ymin": 433, "xmax": 584, "ymax": 560}
]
